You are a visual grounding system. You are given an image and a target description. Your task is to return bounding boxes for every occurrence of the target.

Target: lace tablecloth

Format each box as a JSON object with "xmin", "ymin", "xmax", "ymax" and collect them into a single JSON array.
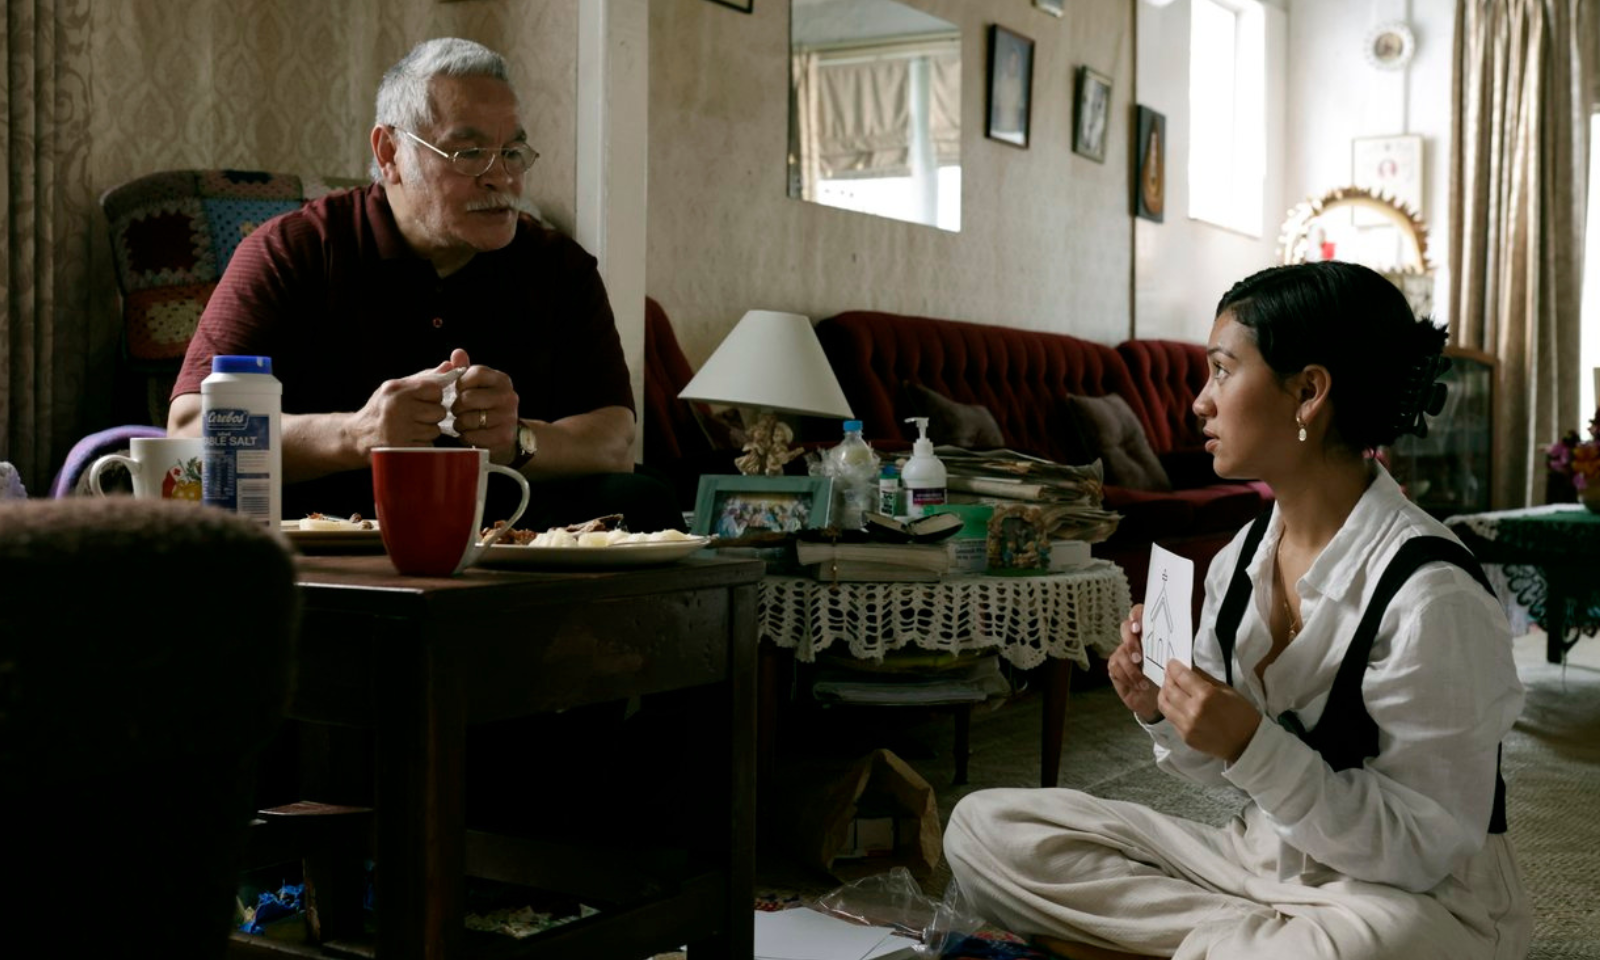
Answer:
[
  {"xmin": 1445, "ymin": 505, "xmax": 1600, "ymax": 655},
  {"xmin": 757, "ymin": 560, "xmax": 1132, "ymax": 670}
]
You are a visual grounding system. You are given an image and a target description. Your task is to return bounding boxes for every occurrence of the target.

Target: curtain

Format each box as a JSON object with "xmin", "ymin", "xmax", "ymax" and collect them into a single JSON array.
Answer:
[
  {"xmin": 792, "ymin": 40, "xmax": 959, "ymax": 194},
  {"xmin": 1448, "ymin": 0, "xmax": 1598, "ymax": 508},
  {"xmin": 1, "ymin": 0, "xmax": 96, "ymax": 497}
]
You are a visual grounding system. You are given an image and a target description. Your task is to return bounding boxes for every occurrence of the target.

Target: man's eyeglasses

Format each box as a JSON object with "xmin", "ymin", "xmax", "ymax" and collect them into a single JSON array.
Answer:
[{"xmin": 395, "ymin": 128, "xmax": 539, "ymax": 178}]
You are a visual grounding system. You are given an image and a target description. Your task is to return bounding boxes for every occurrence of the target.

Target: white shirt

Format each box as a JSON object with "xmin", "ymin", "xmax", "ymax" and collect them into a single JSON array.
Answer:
[{"xmin": 1146, "ymin": 467, "xmax": 1524, "ymax": 893}]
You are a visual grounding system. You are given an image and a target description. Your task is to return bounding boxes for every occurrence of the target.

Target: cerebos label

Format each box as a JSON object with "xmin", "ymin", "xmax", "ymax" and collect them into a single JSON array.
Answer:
[{"xmin": 201, "ymin": 356, "xmax": 282, "ymax": 526}]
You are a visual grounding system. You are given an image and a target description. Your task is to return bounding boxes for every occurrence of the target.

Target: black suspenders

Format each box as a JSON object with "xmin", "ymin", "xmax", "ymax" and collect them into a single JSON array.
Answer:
[{"xmin": 1212, "ymin": 512, "xmax": 1509, "ymax": 834}]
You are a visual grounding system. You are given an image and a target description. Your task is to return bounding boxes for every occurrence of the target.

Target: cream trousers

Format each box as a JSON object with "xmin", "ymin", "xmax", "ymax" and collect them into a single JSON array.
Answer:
[{"xmin": 944, "ymin": 788, "xmax": 1530, "ymax": 960}]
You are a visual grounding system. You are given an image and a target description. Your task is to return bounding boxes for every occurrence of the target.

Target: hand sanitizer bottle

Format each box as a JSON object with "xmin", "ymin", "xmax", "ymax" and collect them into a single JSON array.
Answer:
[{"xmin": 901, "ymin": 417, "xmax": 947, "ymax": 518}]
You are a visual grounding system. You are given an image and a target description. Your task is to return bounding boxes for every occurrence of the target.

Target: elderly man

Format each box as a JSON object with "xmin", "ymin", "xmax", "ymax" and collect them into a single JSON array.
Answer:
[{"xmin": 169, "ymin": 37, "xmax": 679, "ymax": 533}]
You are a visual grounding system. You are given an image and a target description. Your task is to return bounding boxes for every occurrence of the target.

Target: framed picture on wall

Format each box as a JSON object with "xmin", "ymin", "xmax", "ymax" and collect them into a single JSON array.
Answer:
[
  {"xmin": 1351, "ymin": 135, "xmax": 1423, "ymax": 225},
  {"xmin": 1073, "ymin": 66, "xmax": 1112, "ymax": 163},
  {"xmin": 1134, "ymin": 105, "xmax": 1166, "ymax": 222},
  {"xmin": 986, "ymin": 25, "xmax": 1034, "ymax": 149}
]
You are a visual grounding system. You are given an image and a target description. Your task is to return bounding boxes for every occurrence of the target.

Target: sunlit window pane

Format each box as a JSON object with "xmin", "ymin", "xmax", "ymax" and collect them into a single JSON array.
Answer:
[{"xmin": 1188, "ymin": 0, "xmax": 1264, "ymax": 235}]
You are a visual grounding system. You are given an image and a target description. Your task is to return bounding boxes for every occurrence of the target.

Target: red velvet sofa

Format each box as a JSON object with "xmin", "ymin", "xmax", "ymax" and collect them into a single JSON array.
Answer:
[
  {"xmin": 809, "ymin": 311, "xmax": 1272, "ymax": 617},
  {"xmin": 641, "ymin": 302, "xmax": 1272, "ymax": 619}
]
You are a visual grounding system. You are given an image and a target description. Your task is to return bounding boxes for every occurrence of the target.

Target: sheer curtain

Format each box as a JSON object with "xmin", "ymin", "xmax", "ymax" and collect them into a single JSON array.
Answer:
[
  {"xmin": 1, "ymin": 0, "xmax": 96, "ymax": 496},
  {"xmin": 1448, "ymin": 0, "xmax": 1599, "ymax": 507}
]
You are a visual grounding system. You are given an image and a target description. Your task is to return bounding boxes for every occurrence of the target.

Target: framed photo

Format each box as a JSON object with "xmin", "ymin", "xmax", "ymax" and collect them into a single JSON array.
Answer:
[
  {"xmin": 705, "ymin": 0, "xmax": 753, "ymax": 12},
  {"xmin": 1073, "ymin": 66, "xmax": 1112, "ymax": 163},
  {"xmin": 1034, "ymin": 0, "xmax": 1065, "ymax": 16},
  {"xmin": 1134, "ymin": 105, "xmax": 1166, "ymax": 222},
  {"xmin": 691, "ymin": 475, "xmax": 834, "ymax": 538},
  {"xmin": 986, "ymin": 25, "xmax": 1034, "ymax": 148},
  {"xmin": 1351, "ymin": 134, "xmax": 1423, "ymax": 224}
]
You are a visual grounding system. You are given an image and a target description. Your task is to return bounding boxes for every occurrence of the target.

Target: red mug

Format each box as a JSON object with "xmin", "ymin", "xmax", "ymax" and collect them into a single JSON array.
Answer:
[{"xmin": 371, "ymin": 447, "xmax": 531, "ymax": 576}]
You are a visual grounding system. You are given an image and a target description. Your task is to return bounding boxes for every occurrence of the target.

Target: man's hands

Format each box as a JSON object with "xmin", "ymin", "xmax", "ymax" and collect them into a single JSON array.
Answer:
[
  {"xmin": 444, "ymin": 349, "xmax": 519, "ymax": 465},
  {"xmin": 1108, "ymin": 603, "xmax": 1261, "ymax": 763},
  {"xmin": 344, "ymin": 349, "xmax": 519, "ymax": 465}
]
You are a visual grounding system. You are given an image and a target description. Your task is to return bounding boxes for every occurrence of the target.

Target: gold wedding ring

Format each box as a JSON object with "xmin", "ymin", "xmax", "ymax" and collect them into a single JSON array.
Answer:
[{"xmin": 478, "ymin": 410, "xmax": 488, "ymax": 430}]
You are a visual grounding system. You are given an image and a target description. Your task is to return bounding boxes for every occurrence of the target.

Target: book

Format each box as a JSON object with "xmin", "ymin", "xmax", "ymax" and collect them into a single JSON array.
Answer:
[
  {"xmin": 812, "ymin": 655, "xmax": 1010, "ymax": 705},
  {"xmin": 808, "ymin": 560, "xmax": 945, "ymax": 582},
  {"xmin": 796, "ymin": 540, "xmax": 951, "ymax": 575},
  {"xmin": 861, "ymin": 511, "xmax": 964, "ymax": 542}
]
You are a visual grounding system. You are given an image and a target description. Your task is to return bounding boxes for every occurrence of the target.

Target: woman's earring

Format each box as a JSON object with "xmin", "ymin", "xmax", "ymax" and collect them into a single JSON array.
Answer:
[{"xmin": 1296, "ymin": 416, "xmax": 1307, "ymax": 443}]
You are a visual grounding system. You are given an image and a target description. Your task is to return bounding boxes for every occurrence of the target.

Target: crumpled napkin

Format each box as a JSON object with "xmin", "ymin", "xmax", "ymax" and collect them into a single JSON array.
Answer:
[{"xmin": 428, "ymin": 367, "xmax": 468, "ymax": 437}]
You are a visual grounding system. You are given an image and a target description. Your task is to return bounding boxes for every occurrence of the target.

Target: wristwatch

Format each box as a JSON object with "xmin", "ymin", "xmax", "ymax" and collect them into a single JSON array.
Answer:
[{"xmin": 511, "ymin": 419, "xmax": 538, "ymax": 469}]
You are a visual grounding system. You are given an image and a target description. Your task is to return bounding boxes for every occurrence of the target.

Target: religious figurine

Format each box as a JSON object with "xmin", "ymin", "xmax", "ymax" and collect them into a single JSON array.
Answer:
[{"xmin": 734, "ymin": 414, "xmax": 804, "ymax": 477}]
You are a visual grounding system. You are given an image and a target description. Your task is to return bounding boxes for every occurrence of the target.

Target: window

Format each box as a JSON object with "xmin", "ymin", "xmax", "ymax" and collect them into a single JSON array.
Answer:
[
  {"xmin": 1581, "ymin": 113, "xmax": 1600, "ymax": 419},
  {"xmin": 1187, "ymin": 0, "xmax": 1265, "ymax": 235}
]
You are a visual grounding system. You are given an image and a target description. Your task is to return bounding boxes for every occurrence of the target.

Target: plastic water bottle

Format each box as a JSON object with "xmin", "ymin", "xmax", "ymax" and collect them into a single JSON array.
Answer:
[
  {"xmin": 202, "ymin": 355, "xmax": 282, "ymax": 527},
  {"xmin": 827, "ymin": 419, "xmax": 879, "ymax": 529}
]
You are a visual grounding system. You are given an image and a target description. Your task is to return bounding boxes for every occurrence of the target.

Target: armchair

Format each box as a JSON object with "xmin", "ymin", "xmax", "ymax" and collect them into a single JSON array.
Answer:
[
  {"xmin": 100, "ymin": 168, "xmax": 365, "ymax": 428},
  {"xmin": 0, "ymin": 497, "xmax": 300, "ymax": 957}
]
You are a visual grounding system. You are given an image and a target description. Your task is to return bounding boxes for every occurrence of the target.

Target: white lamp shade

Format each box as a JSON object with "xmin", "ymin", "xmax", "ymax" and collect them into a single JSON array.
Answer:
[{"xmin": 678, "ymin": 310, "xmax": 854, "ymax": 419}]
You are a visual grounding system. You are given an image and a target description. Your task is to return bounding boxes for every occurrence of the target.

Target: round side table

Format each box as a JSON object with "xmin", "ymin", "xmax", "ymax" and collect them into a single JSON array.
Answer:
[{"xmin": 757, "ymin": 560, "xmax": 1131, "ymax": 786}]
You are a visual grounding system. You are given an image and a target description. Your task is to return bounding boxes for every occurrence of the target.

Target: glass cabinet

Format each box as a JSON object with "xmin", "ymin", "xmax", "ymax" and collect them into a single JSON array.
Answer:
[{"xmin": 1384, "ymin": 347, "xmax": 1495, "ymax": 518}]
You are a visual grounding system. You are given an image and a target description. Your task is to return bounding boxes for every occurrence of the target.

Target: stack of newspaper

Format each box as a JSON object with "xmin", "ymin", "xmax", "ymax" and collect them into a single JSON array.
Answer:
[{"xmin": 932, "ymin": 446, "xmax": 1121, "ymax": 543}]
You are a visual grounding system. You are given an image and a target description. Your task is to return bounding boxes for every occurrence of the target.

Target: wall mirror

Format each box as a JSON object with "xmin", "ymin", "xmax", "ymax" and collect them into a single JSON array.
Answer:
[
  {"xmin": 1278, "ymin": 185, "xmax": 1434, "ymax": 317},
  {"xmin": 788, "ymin": 0, "xmax": 961, "ymax": 231}
]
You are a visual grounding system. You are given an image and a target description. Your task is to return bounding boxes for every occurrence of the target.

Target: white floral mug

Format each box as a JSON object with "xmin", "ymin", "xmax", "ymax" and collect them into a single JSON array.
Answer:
[{"xmin": 89, "ymin": 437, "xmax": 206, "ymax": 501}]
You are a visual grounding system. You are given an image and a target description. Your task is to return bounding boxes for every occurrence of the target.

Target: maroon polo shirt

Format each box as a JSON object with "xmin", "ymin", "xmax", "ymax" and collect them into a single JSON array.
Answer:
[{"xmin": 173, "ymin": 183, "xmax": 634, "ymax": 519}]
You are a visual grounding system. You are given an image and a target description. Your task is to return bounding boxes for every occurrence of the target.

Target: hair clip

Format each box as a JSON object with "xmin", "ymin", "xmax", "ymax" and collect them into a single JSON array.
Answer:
[{"xmin": 1395, "ymin": 353, "xmax": 1451, "ymax": 439}]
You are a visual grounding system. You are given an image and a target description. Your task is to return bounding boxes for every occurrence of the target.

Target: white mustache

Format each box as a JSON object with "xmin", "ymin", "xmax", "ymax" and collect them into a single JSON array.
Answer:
[{"xmin": 465, "ymin": 195, "xmax": 536, "ymax": 216}]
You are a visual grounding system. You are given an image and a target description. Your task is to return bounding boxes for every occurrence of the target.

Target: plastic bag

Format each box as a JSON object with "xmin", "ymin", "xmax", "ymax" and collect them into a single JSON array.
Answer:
[{"xmin": 812, "ymin": 866, "xmax": 986, "ymax": 958}]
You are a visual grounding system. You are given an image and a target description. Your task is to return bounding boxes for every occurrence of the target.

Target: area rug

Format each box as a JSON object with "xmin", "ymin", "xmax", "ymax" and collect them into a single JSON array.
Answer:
[{"xmin": 748, "ymin": 635, "xmax": 1600, "ymax": 959}]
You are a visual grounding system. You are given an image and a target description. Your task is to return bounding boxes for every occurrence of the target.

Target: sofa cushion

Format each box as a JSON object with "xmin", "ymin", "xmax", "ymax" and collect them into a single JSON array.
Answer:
[
  {"xmin": 1115, "ymin": 339, "xmax": 1211, "ymax": 455},
  {"xmin": 814, "ymin": 311, "xmax": 1157, "ymax": 465},
  {"xmin": 899, "ymin": 382, "xmax": 1006, "ymax": 449},
  {"xmin": 1063, "ymin": 394, "xmax": 1172, "ymax": 492}
]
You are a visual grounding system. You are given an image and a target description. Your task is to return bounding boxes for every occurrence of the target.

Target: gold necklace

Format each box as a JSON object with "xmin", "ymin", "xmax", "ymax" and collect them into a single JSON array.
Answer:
[{"xmin": 1283, "ymin": 594, "xmax": 1301, "ymax": 640}]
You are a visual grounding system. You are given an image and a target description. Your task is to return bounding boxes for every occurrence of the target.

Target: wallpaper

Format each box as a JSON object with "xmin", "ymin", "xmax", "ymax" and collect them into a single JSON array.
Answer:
[{"xmin": 646, "ymin": 0, "xmax": 1136, "ymax": 370}]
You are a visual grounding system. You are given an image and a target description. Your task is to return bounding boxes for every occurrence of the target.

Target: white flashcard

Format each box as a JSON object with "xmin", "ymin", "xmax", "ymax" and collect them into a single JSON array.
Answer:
[{"xmin": 1141, "ymin": 544, "xmax": 1194, "ymax": 687}]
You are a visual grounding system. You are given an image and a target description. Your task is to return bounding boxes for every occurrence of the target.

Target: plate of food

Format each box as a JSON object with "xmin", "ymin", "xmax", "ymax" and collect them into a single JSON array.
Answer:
[
  {"xmin": 279, "ymin": 514, "xmax": 385, "ymax": 549},
  {"xmin": 479, "ymin": 528, "xmax": 711, "ymax": 569}
]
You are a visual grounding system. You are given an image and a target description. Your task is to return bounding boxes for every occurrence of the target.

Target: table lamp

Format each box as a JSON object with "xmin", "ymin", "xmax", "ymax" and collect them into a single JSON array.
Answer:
[{"xmin": 678, "ymin": 309, "xmax": 854, "ymax": 475}]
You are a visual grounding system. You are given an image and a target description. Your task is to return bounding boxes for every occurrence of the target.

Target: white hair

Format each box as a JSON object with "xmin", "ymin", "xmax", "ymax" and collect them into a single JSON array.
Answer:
[{"xmin": 370, "ymin": 38, "xmax": 512, "ymax": 181}]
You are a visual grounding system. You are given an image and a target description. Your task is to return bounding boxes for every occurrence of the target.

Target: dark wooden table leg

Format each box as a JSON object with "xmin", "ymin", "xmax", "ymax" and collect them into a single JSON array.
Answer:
[
  {"xmin": 376, "ymin": 622, "xmax": 464, "ymax": 960},
  {"xmin": 1545, "ymin": 564, "xmax": 1582, "ymax": 664},
  {"xmin": 687, "ymin": 582, "xmax": 757, "ymax": 960},
  {"xmin": 953, "ymin": 704, "xmax": 972, "ymax": 786},
  {"xmin": 1039, "ymin": 657, "xmax": 1074, "ymax": 787},
  {"xmin": 758, "ymin": 640, "xmax": 781, "ymax": 792}
]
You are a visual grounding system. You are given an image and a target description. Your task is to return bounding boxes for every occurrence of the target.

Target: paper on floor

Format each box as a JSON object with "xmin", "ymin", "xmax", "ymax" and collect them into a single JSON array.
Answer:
[{"xmin": 754, "ymin": 907, "xmax": 918, "ymax": 960}]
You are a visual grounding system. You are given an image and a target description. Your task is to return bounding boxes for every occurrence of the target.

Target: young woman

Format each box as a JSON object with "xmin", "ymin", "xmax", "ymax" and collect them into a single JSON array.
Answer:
[{"xmin": 944, "ymin": 262, "xmax": 1529, "ymax": 960}]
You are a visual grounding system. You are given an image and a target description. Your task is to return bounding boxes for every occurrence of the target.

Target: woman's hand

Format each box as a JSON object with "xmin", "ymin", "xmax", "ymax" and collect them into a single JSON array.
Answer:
[
  {"xmin": 1107, "ymin": 604, "xmax": 1163, "ymax": 723},
  {"xmin": 1157, "ymin": 662, "xmax": 1262, "ymax": 762}
]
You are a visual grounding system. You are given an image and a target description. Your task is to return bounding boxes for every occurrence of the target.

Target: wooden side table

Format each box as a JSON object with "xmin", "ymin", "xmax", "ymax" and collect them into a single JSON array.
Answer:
[
  {"xmin": 236, "ymin": 554, "xmax": 763, "ymax": 960},
  {"xmin": 757, "ymin": 561, "xmax": 1131, "ymax": 787}
]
